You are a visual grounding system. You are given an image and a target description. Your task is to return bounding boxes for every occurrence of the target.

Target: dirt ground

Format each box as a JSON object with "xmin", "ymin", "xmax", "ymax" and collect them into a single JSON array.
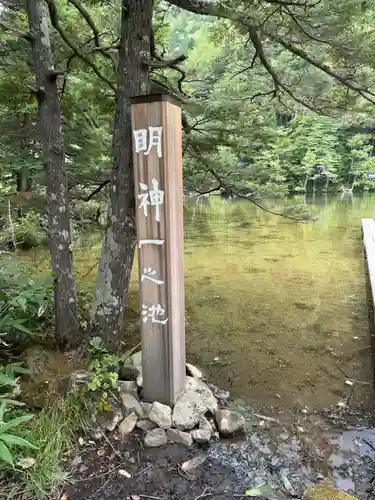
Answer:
[
  {"xmin": 65, "ymin": 434, "xmax": 246, "ymax": 500},
  {"xmin": 64, "ymin": 403, "xmax": 375, "ymax": 500}
]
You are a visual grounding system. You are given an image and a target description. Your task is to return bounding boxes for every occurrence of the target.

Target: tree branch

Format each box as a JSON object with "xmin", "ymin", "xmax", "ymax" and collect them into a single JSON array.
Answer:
[
  {"xmin": 84, "ymin": 180, "xmax": 110, "ymax": 201},
  {"xmin": 247, "ymin": 26, "xmax": 318, "ymax": 112},
  {"xmin": 282, "ymin": 5, "xmax": 329, "ymax": 44},
  {"xmin": 268, "ymin": 32, "xmax": 375, "ymax": 105},
  {"xmin": 144, "ymin": 54, "xmax": 187, "ymax": 68},
  {"xmin": 44, "ymin": 0, "xmax": 115, "ymax": 90},
  {"xmin": 166, "ymin": 0, "xmax": 232, "ymax": 18},
  {"xmin": 187, "ymin": 144, "xmax": 307, "ymax": 222},
  {"xmin": 67, "ymin": 0, "xmax": 114, "ymax": 62}
]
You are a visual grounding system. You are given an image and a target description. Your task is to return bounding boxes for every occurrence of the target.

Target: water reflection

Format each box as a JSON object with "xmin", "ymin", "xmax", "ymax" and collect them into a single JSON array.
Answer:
[{"xmin": 183, "ymin": 194, "xmax": 375, "ymax": 412}]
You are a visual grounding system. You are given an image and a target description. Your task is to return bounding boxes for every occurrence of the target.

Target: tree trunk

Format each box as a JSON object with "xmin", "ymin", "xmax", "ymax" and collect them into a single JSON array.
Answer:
[
  {"xmin": 91, "ymin": 0, "xmax": 153, "ymax": 350},
  {"xmin": 26, "ymin": 0, "xmax": 78, "ymax": 347},
  {"xmin": 15, "ymin": 113, "xmax": 32, "ymax": 218}
]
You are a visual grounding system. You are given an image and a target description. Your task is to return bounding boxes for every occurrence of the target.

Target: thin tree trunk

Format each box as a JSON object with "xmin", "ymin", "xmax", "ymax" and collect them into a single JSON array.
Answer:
[
  {"xmin": 91, "ymin": 0, "xmax": 153, "ymax": 350},
  {"xmin": 26, "ymin": 0, "xmax": 78, "ymax": 347}
]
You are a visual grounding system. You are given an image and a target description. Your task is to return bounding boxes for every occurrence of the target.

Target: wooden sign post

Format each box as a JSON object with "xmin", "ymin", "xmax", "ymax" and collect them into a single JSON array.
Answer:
[{"xmin": 130, "ymin": 94, "xmax": 185, "ymax": 405}]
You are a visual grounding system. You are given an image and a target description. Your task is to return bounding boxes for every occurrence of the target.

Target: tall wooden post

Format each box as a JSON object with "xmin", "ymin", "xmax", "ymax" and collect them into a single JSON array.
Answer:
[{"xmin": 130, "ymin": 94, "xmax": 185, "ymax": 405}]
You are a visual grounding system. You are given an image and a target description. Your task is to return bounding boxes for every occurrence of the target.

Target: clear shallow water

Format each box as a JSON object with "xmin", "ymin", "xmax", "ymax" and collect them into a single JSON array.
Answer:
[{"xmin": 182, "ymin": 193, "xmax": 375, "ymax": 412}]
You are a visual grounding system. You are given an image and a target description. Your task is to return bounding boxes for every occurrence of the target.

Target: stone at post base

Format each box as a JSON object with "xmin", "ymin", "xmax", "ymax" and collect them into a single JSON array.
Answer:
[
  {"xmin": 167, "ymin": 428, "xmax": 193, "ymax": 446},
  {"xmin": 118, "ymin": 380, "xmax": 138, "ymax": 399},
  {"xmin": 191, "ymin": 429, "xmax": 211, "ymax": 444},
  {"xmin": 120, "ymin": 393, "xmax": 145, "ymax": 418},
  {"xmin": 144, "ymin": 428, "xmax": 168, "ymax": 447},
  {"xmin": 136, "ymin": 419, "xmax": 157, "ymax": 431},
  {"xmin": 118, "ymin": 413, "xmax": 138, "ymax": 437},
  {"xmin": 214, "ymin": 409, "xmax": 246, "ymax": 437},
  {"xmin": 172, "ymin": 377, "xmax": 218, "ymax": 430},
  {"xmin": 148, "ymin": 401, "xmax": 172, "ymax": 429}
]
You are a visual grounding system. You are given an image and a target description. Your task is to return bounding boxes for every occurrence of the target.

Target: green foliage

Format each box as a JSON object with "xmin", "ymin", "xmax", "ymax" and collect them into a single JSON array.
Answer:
[
  {"xmin": 86, "ymin": 337, "xmax": 139, "ymax": 411},
  {"xmin": 0, "ymin": 210, "xmax": 48, "ymax": 249},
  {"xmin": 0, "ymin": 364, "xmax": 35, "ymax": 468},
  {"xmin": 2, "ymin": 397, "xmax": 84, "ymax": 497},
  {"xmin": 87, "ymin": 337, "xmax": 121, "ymax": 393},
  {"xmin": 0, "ymin": 261, "xmax": 53, "ymax": 346},
  {"xmin": 0, "ymin": 404, "xmax": 35, "ymax": 466}
]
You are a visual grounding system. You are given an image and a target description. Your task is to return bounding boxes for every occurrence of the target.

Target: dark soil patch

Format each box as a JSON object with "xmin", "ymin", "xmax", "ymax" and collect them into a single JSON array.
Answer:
[{"xmin": 65, "ymin": 433, "xmax": 246, "ymax": 500}]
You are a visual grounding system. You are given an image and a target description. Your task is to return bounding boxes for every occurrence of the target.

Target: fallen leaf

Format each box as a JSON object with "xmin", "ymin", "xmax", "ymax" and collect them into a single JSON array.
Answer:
[
  {"xmin": 181, "ymin": 454, "xmax": 206, "ymax": 472},
  {"xmin": 131, "ymin": 496, "xmax": 141, "ymax": 500},
  {"xmin": 16, "ymin": 458, "xmax": 36, "ymax": 469},
  {"xmin": 245, "ymin": 484, "xmax": 278, "ymax": 498}
]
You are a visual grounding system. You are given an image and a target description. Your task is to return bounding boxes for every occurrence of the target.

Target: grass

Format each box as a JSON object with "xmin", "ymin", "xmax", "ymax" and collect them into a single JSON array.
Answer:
[{"xmin": 0, "ymin": 397, "xmax": 85, "ymax": 499}]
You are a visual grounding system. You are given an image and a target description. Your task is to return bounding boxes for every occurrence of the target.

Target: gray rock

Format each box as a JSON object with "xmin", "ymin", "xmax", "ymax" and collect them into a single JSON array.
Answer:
[
  {"xmin": 149, "ymin": 401, "xmax": 172, "ymax": 429},
  {"xmin": 96, "ymin": 408, "xmax": 123, "ymax": 432},
  {"xmin": 58, "ymin": 370, "xmax": 91, "ymax": 395},
  {"xmin": 167, "ymin": 428, "xmax": 193, "ymax": 446},
  {"xmin": 136, "ymin": 419, "xmax": 157, "ymax": 431},
  {"xmin": 215, "ymin": 390, "xmax": 230, "ymax": 402},
  {"xmin": 199, "ymin": 416, "xmax": 214, "ymax": 433},
  {"xmin": 120, "ymin": 393, "xmax": 145, "ymax": 418},
  {"xmin": 90, "ymin": 427, "xmax": 104, "ymax": 440},
  {"xmin": 181, "ymin": 454, "xmax": 207, "ymax": 472},
  {"xmin": 186, "ymin": 363, "xmax": 204, "ymax": 379},
  {"xmin": 215, "ymin": 409, "xmax": 245, "ymax": 436},
  {"xmin": 191, "ymin": 429, "xmax": 211, "ymax": 443},
  {"xmin": 118, "ymin": 380, "xmax": 138, "ymax": 399},
  {"xmin": 141, "ymin": 402, "xmax": 152, "ymax": 417},
  {"xmin": 119, "ymin": 364, "xmax": 139, "ymax": 381},
  {"xmin": 144, "ymin": 428, "xmax": 167, "ymax": 447},
  {"xmin": 172, "ymin": 377, "xmax": 218, "ymax": 430},
  {"xmin": 131, "ymin": 351, "xmax": 142, "ymax": 368},
  {"xmin": 118, "ymin": 413, "xmax": 138, "ymax": 436}
]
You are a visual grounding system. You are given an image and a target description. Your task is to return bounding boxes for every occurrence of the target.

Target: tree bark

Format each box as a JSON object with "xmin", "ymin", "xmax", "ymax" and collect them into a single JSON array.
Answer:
[
  {"xmin": 91, "ymin": 0, "xmax": 153, "ymax": 350},
  {"xmin": 26, "ymin": 0, "xmax": 78, "ymax": 347}
]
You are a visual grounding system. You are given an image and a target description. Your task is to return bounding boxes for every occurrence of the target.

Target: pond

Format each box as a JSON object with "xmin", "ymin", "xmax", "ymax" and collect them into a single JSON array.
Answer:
[
  {"xmin": 182, "ymin": 193, "xmax": 375, "ymax": 415},
  {"xmin": 26, "ymin": 192, "xmax": 375, "ymax": 416}
]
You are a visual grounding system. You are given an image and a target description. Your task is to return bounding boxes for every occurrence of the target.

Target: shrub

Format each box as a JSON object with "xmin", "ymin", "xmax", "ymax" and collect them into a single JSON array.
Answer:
[
  {"xmin": 0, "ymin": 211, "xmax": 47, "ymax": 249},
  {"xmin": 0, "ymin": 261, "xmax": 53, "ymax": 347}
]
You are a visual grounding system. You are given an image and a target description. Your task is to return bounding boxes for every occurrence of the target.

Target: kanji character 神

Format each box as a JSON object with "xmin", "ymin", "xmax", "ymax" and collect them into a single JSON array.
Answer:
[{"xmin": 138, "ymin": 178, "xmax": 164, "ymax": 222}]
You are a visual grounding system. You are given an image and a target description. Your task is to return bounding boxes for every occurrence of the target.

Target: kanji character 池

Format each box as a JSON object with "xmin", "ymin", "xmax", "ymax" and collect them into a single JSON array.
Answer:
[{"xmin": 141, "ymin": 304, "xmax": 169, "ymax": 325}]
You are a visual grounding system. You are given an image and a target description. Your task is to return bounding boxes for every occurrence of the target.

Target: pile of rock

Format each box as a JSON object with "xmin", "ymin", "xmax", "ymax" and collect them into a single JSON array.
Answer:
[{"xmin": 81, "ymin": 351, "xmax": 246, "ymax": 447}]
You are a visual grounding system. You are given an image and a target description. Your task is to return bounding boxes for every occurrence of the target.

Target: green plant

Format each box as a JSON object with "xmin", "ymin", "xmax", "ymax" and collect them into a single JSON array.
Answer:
[
  {"xmin": 0, "ymin": 363, "xmax": 36, "ymax": 467},
  {"xmin": 86, "ymin": 338, "xmax": 139, "ymax": 411},
  {"xmin": 0, "ymin": 210, "xmax": 47, "ymax": 249},
  {"xmin": 87, "ymin": 337, "xmax": 120, "ymax": 393},
  {"xmin": 2, "ymin": 397, "xmax": 85, "ymax": 498},
  {"xmin": 0, "ymin": 403, "xmax": 36, "ymax": 466},
  {"xmin": 0, "ymin": 363, "xmax": 29, "ymax": 405},
  {"xmin": 0, "ymin": 261, "xmax": 53, "ymax": 345}
]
